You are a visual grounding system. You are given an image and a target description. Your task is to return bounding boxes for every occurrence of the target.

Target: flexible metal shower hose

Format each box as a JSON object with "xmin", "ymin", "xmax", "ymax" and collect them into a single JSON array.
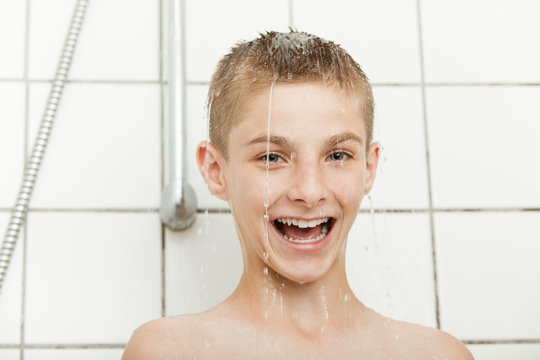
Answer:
[{"xmin": 0, "ymin": 0, "xmax": 89, "ymax": 293}]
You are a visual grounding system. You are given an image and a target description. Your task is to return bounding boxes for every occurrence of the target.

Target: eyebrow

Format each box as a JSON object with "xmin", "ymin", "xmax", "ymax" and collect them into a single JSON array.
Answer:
[
  {"xmin": 324, "ymin": 132, "xmax": 364, "ymax": 148},
  {"xmin": 246, "ymin": 135, "xmax": 290, "ymax": 147},
  {"xmin": 246, "ymin": 132, "xmax": 363, "ymax": 148}
]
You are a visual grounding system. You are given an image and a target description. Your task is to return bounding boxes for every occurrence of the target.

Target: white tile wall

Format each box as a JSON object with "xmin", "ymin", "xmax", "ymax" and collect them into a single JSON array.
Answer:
[
  {"xmin": 0, "ymin": 0, "xmax": 25, "ymax": 79},
  {"xmin": 422, "ymin": 0, "xmax": 540, "ymax": 83},
  {"xmin": 361, "ymin": 87, "xmax": 429, "ymax": 210},
  {"xmin": 0, "ymin": 83, "xmax": 25, "ymax": 208},
  {"xmin": 25, "ymin": 212, "xmax": 162, "ymax": 343},
  {"xmin": 24, "ymin": 348, "xmax": 125, "ymax": 360},
  {"xmin": 435, "ymin": 212, "xmax": 540, "ymax": 339},
  {"xmin": 468, "ymin": 344, "xmax": 540, "ymax": 360},
  {"xmin": 29, "ymin": 0, "xmax": 159, "ymax": 81},
  {"xmin": 347, "ymin": 213, "xmax": 437, "ymax": 328},
  {"xmin": 427, "ymin": 87, "xmax": 540, "ymax": 208},
  {"xmin": 0, "ymin": 213, "xmax": 22, "ymax": 344},
  {"xmin": 165, "ymin": 213, "xmax": 242, "ymax": 315},
  {"xmin": 185, "ymin": 0, "xmax": 290, "ymax": 82},
  {"xmin": 0, "ymin": 0, "xmax": 539, "ymax": 358},
  {"xmin": 0, "ymin": 350, "xmax": 20, "ymax": 360},
  {"xmin": 27, "ymin": 82, "xmax": 161, "ymax": 209},
  {"xmin": 293, "ymin": 0, "xmax": 421, "ymax": 83}
]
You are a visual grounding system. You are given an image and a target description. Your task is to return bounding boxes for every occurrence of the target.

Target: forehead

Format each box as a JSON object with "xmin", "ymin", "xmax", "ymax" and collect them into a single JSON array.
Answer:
[
  {"xmin": 231, "ymin": 82, "xmax": 365, "ymax": 140},
  {"xmin": 239, "ymin": 82, "xmax": 364, "ymax": 129}
]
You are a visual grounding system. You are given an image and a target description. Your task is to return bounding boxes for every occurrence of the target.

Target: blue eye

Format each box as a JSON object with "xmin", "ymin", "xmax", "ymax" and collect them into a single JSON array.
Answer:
[
  {"xmin": 261, "ymin": 153, "xmax": 283, "ymax": 163},
  {"xmin": 328, "ymin": 151, "xmax": 348, "ymax": 161}
]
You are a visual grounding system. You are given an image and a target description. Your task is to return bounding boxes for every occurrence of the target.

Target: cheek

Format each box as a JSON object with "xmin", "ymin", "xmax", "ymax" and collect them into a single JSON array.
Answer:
[
  {"xmin": 327, "ymin": 167, "xmax": 366, "ymax": 207},
  {"xmin": 228, "ymin": 165, "xmax": 267, "ymax": 207}
]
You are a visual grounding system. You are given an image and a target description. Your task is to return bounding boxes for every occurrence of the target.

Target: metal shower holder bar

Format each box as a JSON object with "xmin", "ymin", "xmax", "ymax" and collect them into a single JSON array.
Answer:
[{"xmin": 159, "ymin": 0, "xmax": 197, "ymax": 230}]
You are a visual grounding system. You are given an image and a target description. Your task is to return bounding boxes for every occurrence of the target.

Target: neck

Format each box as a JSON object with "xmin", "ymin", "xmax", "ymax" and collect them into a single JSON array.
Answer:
[{"xmin": 227, "ymin": 256, "xmax": 363, "ymax": 336}]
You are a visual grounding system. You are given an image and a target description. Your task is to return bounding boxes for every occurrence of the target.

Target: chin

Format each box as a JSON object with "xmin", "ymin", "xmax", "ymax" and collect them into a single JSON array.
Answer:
[{"xmin": 271, "ymin": 257, "xmax": 335, "ymax": 285}]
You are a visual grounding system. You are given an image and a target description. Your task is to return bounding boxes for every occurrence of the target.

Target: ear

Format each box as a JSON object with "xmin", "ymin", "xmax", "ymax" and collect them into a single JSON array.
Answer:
[
  {"xmin": 196, "ymin": 141, "xmax": 229, "ymax": 201},
  {"xmin": 364, "ymin": 141, "xmax": 380, "ymax": 195}
]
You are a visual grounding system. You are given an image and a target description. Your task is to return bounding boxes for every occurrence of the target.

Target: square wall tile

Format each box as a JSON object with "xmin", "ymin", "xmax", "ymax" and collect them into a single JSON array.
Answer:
[
  {"xmin": 0, "ymin": 350, "xmax": 20, "ymax": 360},
  {"xmin": 468, "ymin": 344, "xmax": 540, "ymax": 360},
  {"xmin": 361, "ymin": 87, "xmax": 428, "ymax": 210},
  {"xmin": 293, "ymin": 0, "xmax": 420, "ymax": 83},
  {"xmin": 185, "ymin": 85, "xmax": 229, "ymax": 210},
  {"xmin": 0, "ymin": 82, "xmax": 25, "ymax": 208},
  {"xmin": 435, "ymin": 212, "xmax": 540, "ymax": 339},
  {"xmin": 29, "ymin": 0, "xmax": 158, "ymax": 80},
  {"xmin": 185, "ymin": 0, "xmax": 290, "ymax": 82},
  {"xmin": 0, "ymin": 213, "xmax": 23, "ymax": 344},
  {"xmin": 165, "ymin": 213, "xmax": 242, "ymax": 315},
  {"xmin": 0, "ymin": 0, "xmax": 25, "ymax": 78},
  {"xmin": 427, "ymin": 87, "xmax": 540, "ymax": 208},
  {"xmin": 25, "ymin": 212, "xmax": 162, "ymax": 343},
  {"xmin": 422, "ymin": 0, "xmax": 540, "ymax": 83},
  {"xmin": 25, "ymin": 348, "xmax": 124, "ymax": 360},
  {"xmin": 28, "ymin": 83, "xmax": 160, "ymax": 209},
  {"xmin": 347, "ymin": 213, "xmax": 436, "ymax": 327}
]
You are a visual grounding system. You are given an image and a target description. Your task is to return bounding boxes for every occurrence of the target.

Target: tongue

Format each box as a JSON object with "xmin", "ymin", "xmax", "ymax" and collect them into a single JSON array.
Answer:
[{"xmin": 281, "ymin": 224, "xmax": 323, "ymax": 240}]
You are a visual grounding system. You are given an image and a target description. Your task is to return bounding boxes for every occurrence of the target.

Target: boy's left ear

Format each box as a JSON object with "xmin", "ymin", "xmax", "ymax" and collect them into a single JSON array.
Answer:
[
  {"xmin": 364, "ymin": 142, "xmax": 380, "ymax": 195},
  {"xmin": 196, "ymin": 141, "xmax": 229, "ymax": 201}
]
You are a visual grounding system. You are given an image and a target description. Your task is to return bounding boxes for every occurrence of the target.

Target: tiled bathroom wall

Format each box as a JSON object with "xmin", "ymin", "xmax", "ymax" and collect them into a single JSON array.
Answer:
[{"xmin": 1, "ymin": 0, "xmax": 539, "ymax": 359}]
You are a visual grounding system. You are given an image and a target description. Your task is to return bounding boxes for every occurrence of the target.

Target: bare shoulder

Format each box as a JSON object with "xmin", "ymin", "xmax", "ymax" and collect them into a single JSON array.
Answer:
[
  {"xmin": 121, "ymin": 314, "xmax": 208, "ymax": 360},
  {"xmin": 391, "ymin": 318, "xmax": 474, "ymax": 359}
]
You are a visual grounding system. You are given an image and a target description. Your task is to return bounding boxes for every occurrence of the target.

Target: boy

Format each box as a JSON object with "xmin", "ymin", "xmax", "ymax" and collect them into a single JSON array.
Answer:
[{"xmin": 123, "ymin": 30, "xmax": 473, "ymax": 359}]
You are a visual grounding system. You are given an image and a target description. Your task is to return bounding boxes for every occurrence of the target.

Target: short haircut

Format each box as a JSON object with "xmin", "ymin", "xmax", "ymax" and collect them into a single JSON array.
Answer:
[{"xmin": 207, "ymin": 30, "xmax": 374, "ymax": 158}]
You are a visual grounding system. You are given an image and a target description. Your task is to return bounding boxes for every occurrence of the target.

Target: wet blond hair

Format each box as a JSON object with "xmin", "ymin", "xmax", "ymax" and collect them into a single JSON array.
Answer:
[{"xmin": 207, "ymin": 30, "xmax": 374, "ymax": 158}]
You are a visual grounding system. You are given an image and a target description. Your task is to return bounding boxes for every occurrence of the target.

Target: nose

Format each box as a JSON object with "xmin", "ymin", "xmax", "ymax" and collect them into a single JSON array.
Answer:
[{"xmin": 287, "ymin": 160, "xmax": 327, "ymax": 208}]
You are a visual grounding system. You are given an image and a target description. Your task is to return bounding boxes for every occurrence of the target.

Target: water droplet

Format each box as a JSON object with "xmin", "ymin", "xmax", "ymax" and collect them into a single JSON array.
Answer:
[
  {"xmin": 291, "ymin": 152, "xmax": 296, "ymax": 161},
  {"xmin": 394, "ymin": 334, "xmax": 400, "ymax": 341},
  {"xmin": 263, "ymin": 252, "xmax": 269, "ymax": 261},
  {"xmin": 263, "ymin": 267, "xmax": 269, "ymax": 276},
  {"xmin": 263, "ymin": 214, "xmax": 269, "ymax": 221},
  {"xmin": 320, "ymin": 326, "xmax": 326, "ymax": 334},
  {"xmin": 287, "ymin": 72, "xmax": 293, "ymax": 79},
  {"xmin": 344, "ymin": 293, "xmax": 349, "ymax": 302},
  {"xmin": 292, "ymin": 312, "xmax": 298, "ymax": 319},
  {"xmin": 204, "ymin": 339, "xmax": 212, "ymax": 349}
]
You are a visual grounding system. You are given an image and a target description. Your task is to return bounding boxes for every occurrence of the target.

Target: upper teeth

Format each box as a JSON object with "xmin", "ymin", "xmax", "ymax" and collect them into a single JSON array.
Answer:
[{"xmin": 276, "ymin": 217, "xmax": 329, "ymax": 228}]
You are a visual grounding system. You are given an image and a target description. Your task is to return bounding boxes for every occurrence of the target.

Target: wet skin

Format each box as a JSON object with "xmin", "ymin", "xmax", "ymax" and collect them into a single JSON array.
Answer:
[{"xmin": 122, "ymin": 83, "xmax": 474, "ymax": 359}]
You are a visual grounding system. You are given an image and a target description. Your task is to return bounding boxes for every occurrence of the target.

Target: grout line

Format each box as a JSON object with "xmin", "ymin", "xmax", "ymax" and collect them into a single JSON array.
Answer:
[
  {"xmin": 25, "ymin": 208, "xmax": 159, "ymax": 213},
  {"xmin": 463, "ymin": 339, "xmax": 540, "ymax": 345},
  {"xmin": 1, "ymin": 207, "xmax": 540, "ymax": 214},
  {"xmin": 415, "ymin": 0, "xmax": 441, "ymax": 330},
  {"xmin": 0, "ymin": 78, "xmax": 161, "ymax": 85},
  {"xmin": 20, "ymin": 0, "xmax": 32, "ymax": 358},
  {"xmin": 3, "ymin": 339, "xmax": 540, "ymax": 349},
  {"xmin": 0, "ymin": 344, "xmax": 126, "ymax": 350}
]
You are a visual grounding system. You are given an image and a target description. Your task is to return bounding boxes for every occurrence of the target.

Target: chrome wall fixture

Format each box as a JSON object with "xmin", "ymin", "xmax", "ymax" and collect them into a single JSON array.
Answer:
[
  {"xmin": 0, "ymin": 0, "xmax": 89, "ymax": 294},
  {"xmin": 159, "ymin": 0, "xmax": 197, "ymax": 230}
]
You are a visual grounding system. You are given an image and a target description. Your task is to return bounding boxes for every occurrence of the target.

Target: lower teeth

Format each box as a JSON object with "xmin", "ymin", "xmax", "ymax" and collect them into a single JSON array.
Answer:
[{"xmin": 283, "ymin": 225, "xmax": 328, "ymax": 243}]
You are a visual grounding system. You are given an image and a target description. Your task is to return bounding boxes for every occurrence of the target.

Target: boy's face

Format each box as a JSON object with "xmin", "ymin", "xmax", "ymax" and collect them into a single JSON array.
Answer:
[{"xmin": 204, "ymin": 82, "xmax": 378, "ymax": 284}]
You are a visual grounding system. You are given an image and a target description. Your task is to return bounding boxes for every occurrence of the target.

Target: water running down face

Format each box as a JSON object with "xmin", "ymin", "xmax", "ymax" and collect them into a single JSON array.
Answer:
[{"xmin": 220, "ymin": 82, "xmax": 379, "ymax": 284}]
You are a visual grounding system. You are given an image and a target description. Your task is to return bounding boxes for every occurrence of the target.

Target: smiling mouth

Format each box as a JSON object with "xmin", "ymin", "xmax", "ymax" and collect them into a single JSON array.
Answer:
[{"xmin": 273, "ymin": 217, "xmax": 335, "ymax": 243}]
